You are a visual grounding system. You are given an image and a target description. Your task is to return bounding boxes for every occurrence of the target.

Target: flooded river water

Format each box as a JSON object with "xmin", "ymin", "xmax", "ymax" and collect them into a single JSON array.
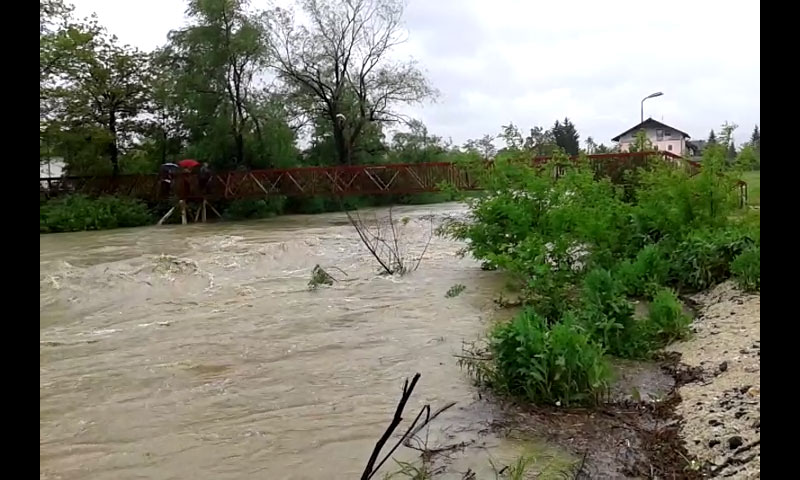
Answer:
[{"xmin": 40, "ymin": 203, "xmax": 569, "ymax": 479}]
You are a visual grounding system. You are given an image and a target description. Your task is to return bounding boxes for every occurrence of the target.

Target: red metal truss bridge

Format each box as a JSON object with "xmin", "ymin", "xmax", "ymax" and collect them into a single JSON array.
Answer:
[{"xmin": 40, "ymin": 151, "xmax": 705, "ymax": 203}]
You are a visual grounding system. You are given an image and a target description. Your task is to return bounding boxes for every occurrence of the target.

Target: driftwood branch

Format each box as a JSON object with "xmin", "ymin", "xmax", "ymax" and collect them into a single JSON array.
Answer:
[
  {"xmin": 343, "ymin": 203, "xmax": 433, "ymax": 275},
  {"xmin": 361, "ymin": 373, "xmax": 421, "ymax": 480},
  {"xmin": 360, "ymin": 373, "xmax": 458, "ymax": 480}
]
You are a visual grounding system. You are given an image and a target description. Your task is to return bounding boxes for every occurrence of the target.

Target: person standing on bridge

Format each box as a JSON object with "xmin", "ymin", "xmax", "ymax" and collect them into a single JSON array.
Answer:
[{"xmin": 198, "ymin": 162, "xmax": 212, "ymax": 194}]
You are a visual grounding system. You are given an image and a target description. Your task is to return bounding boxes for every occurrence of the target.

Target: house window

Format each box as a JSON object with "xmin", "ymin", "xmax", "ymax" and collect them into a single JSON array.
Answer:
[
  {"xmin": 656, "ymin": 129, "xmax": 664, "ymax": 141},
  {"xmin": 664, "ymin": 130, "xmax": 671, "ymax": 138},
  {"xmin": 667, "ymin": 144, "xmax": 673, "ymax": 151}
]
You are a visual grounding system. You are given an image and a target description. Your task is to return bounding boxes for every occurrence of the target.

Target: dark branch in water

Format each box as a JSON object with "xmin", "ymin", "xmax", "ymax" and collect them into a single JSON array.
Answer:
[
  {"xmin": 361, "ymin": 373, "xmax": 421, "ymax": 480},
  {"xmin": 360, "ymin": 373, "xmax": 459, "ymax": 479}
]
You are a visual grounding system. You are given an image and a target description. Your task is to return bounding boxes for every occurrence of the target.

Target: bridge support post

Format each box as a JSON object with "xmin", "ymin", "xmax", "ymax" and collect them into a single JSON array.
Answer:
[
  {"xmin": 157, "ymin": 206, "xmax": 176, "ymax": 225},
  {"xmin": 180, "ymin": 200, "xmax": 187, "ymax": 225}
]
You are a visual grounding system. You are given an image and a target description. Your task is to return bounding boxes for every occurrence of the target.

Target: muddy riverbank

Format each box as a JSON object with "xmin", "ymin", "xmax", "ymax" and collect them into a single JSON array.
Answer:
[{"xmin": 670, "ymin": 282, "xmax": 761, "ymax": 478}]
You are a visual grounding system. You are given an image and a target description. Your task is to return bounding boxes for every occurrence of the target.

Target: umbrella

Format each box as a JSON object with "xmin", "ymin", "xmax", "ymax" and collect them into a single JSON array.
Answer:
[{"xmin": 178, "ymin": 159, "xmax": 200, "ymax": 169}]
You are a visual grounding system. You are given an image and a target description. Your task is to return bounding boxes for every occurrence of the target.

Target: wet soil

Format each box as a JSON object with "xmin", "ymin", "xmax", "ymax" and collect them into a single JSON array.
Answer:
[{"xmin": 478, "ymin": 353, "xmax": 708, "ymax": 479}]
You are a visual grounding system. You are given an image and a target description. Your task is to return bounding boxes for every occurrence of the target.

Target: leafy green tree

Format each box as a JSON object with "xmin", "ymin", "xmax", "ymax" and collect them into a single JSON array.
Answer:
[
  {"xmin": 735, "ymin": 145, "xmax": 759, "ymax": 170},
  {"xmin": 585, "ymin": 136, "xmax": 597, "ymax": 154},
  {"xmin": 40, "ymin": 0, "xmax": 101, "ymax": 86},
  {"xmin": 595, "ymin": 143, "xmax": 611, "ymax": 154},
  {"xmin": 499, "ymin": 122, "xmax": 525, "ymax": 151},
  {"xmin": 40, "ymin": 0, "xmax": 104, "ymax": 167},
  {"xmin": 551, "ymin": 118, "xmax": 580, "ymax": 155},
  {"xmin": 750, "ymin": 124, "xmax": 760, "ymax": 151},
  {"xmin": 48, "ymin": 35, "xmax": 151, "ymax": 175},
  {"xmin": 523, "ymin": 126, "xmax": 557, "ymax": 156},
  {"xmin": 160, "ymin": 0, "xmax": 269, "ymax": 169},
  {"xmin": 264, "ymin": 0, "xmax": 437, "ymax": 165},
  {"xmin": 389, "ymin": 119, "xmax": 447, "ymax": 164},
  {"xmin": 464, "ymin": 134, "xmax": 497, "ymax": 160},
  {"xmin": 719, "ymin": 121, "xmax": 738, "ymax": 162}
]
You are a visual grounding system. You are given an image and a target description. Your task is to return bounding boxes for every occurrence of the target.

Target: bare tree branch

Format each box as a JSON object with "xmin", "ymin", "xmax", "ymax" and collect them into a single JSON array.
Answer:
[{"xmin": 263, "ymin": 0, "xmax": 437, "ymax": 165}]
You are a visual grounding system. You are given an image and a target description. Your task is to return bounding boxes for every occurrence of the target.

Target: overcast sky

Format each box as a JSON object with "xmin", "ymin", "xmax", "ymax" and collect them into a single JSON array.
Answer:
[{"xmin": 71, "ymin": 0, "xmax": 760, "ymax": 147}]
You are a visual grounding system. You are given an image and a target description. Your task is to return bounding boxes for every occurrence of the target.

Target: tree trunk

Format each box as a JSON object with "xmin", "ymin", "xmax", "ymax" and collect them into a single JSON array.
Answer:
[
  {"xmin": 333, "ymin": 123, "xmax": 350, "ymax": 165},
  {"xmin": 234, "ymin": 131, "xmax": 245, "ymax": 168},
  {"xmin": 109, "ymin": 109, "xmax": 119, "ymax": 176}
]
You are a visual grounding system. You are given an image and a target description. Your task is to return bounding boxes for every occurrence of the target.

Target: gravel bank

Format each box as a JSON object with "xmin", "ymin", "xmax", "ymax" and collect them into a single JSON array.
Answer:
[{"xmin": 668, "ymin": 281, "xmax": 760, "ymax": 478}]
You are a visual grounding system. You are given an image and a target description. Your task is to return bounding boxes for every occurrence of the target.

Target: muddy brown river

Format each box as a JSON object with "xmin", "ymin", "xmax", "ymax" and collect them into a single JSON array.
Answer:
[{"xmin": 40, "ymin": 203, "xmax": 574, "ymax": 480}]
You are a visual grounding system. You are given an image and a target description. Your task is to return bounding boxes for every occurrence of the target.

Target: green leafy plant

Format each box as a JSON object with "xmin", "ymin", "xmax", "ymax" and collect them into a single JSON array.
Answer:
[
  {"xmin": 644, "ymin": 289, "xmax": 692, "ymax": 346},
  {"xmin": 615, "ymin": 244, "xmax": 670, "ymax": 297},
  {"xmin": 485, "ymin": 309, "xmax": 611, "ymax": 406},
  {"xmin": 669, "ymin": 227, "xmax": 756, "ymax": 291},
  {"xmin": 577, "ymin": 268, "xmax": 645, "ymax": 358},
  {"xmin": 731, "ymin": 246, "xmax": 760, "ymax": 292}
]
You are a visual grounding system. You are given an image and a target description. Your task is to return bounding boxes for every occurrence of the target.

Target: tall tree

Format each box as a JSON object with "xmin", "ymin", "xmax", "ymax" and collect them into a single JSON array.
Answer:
[
  {"xmin": 707, "ymin": 129, "xmax": 717, "ymax": 145},
  {"xmin": 40, "ymin": 0, "xmax": 104, "ymax": 164},
  {"xmin": 463, "ymin": 134, "xmax": 497, "ymax": 160},
  {"xmin": 161, "ymin": 0, "xmax": 268, "ymax": 168},
  {"xmin": 719, "ymin": 121, "xmax": 738, "ymax": 161},
  {"xmin": 40, "ymin": 0, "xmax": 101, "ymax": 85},
  {"xmin": 595, "ymin": 143, "xmax": 611, "ymax": 154},
  {"xmin": 499, "ymin": 122, "xmax": 524, "ymax": 151},
  {"xmin": 550, "ymin": 117, "xmax": 580, "ymax": 155},
  {"xmin": 523, "ymin": 126, "xmax": 556, "ymax": 156},
  {"xmin": 264, "ymin": 0, "xmax": 437, "ymax": 165},
  {"xmin": 750, "ymin": 124, "xmax": 760, "ymax": 151},
  {"xmin": 49, "ymin": 35, "xmax": 151, "ymax": 175},
  {"xmin": 585, "ymin": 136, "xmax": 597, "ymax": 154},
  {"xmin": 389, "ymin": 119, "xmax": 446, "ymax": 163}
]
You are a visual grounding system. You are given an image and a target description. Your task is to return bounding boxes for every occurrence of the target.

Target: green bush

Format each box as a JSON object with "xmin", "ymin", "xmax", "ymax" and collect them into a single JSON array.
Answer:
[
  {"xmin": 669, "ymin": 227, "xmax": 756, "ymax": 291},
  {"xmin": 731, "ymin": 246, "xmax": 760, "ymax": 292},
  {"xmin": 615, "ymin": 244, "xmax": 671, "ymax": 297},
  {"xmin": 223, "ymin": 197, "xmax": 286, "ymax": 219},
  {"xmin": 633, "ymin": 146, "xmax": 739, "ymax": 243},
  {"xmin": 448, "ymin": 146, "xmax": 760, "ymax": 406},
  {"xmin": 40, "ymin": 195, "xmax": 153, "ymax": 233},
  {"xmin": 577, "ymin": 268, "xmax": 645, "ymax": 358},
  {"xmin": 488, "ymin": 309, "xmax": 611, "ymax": 406},
  {"xmin": 644, "ymin": 289, "xmax": 692, "ymax": 346}
]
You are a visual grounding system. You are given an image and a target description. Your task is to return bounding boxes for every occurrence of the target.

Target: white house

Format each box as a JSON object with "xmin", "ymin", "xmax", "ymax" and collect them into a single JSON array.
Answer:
[{"xmin": 612, "ymin": 118, "xmax": 691, "ymax": 156}]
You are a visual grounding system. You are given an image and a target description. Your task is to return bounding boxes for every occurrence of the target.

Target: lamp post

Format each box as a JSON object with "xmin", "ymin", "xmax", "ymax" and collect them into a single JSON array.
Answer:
[{"xmin": 641, "ymin": 92, "xmax": 663, "ymax": 124}]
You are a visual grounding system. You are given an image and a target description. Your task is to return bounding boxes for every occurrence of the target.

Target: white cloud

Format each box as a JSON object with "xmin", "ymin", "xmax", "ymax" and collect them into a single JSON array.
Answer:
[{"xmin": 71, "ymin": 0, "xmax": 760, "ymax": 146}]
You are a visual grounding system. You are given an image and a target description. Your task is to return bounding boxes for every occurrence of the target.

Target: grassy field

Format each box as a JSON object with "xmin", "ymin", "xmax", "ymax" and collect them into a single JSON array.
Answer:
[{"xmin": 742, "ymin": 170, "xmax": 760, "ymax": 206}]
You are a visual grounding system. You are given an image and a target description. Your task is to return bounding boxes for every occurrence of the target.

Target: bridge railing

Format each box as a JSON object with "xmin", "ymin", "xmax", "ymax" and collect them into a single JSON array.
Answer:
[
  {"xmin": 40, "ymin": 162, "xmax": 482, "ymax": 202},
  {"xmin": 38, "ymin": 152, "xmax": 701, "ymax": 203}
]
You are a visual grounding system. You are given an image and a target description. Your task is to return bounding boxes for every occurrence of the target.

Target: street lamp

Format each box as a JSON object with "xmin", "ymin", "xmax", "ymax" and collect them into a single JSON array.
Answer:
[{"xmin": 641, "ymin": 92, "xmax": 663, "ymax": 124}]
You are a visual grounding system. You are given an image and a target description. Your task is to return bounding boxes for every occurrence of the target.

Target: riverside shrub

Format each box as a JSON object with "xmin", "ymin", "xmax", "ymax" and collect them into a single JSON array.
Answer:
[
  {"xmin": 669, "ymin": 226, "xmax": 756, "ymax": 291},
  {"xmin": 40, "ymin": 195, "xmax": 153, "ymax": 233},
  {"xmin": 645, "ymin": 288, "xmax": 692, "ymax": 345},
  {"xmin": 731, "ymin": 246, "xmax": 760, "ymax": 292},
  {"xmin": 488, "ymin": 309, "xmax": 611, "ymax": 407},
  {"xmin": 449, "ymin": 146, "xmax": 760, "ymax": 406}
]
